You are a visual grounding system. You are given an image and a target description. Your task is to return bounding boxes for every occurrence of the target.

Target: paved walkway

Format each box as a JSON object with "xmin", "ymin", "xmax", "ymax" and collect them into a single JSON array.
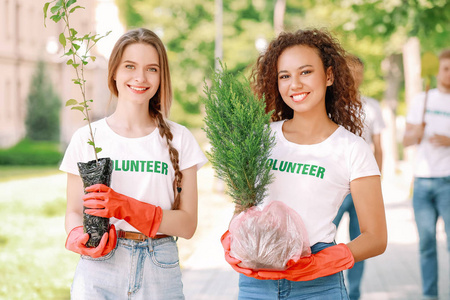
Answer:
[{"xmin": 180, "ymin": 165, "xmax": 449, "ymax": 300}]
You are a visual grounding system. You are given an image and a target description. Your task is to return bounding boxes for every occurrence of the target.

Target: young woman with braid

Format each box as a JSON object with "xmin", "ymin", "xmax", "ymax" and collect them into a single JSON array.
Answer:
[
  {"xmin": 221, "ymin": 28, "xmax": 387, "ymax": 299},
  {"xmin": 60, "ymin": 28, "xmax": 207, "ymax": 299}
]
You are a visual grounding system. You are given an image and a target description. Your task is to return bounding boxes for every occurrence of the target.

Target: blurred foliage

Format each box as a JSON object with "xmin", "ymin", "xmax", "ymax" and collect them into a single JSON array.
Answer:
[
  {"xmin": 25, "ymin": 60, "xmax": 61, "ymax": 141},
  {"xmin": 421, "ymin": 51, "xmax": 440, "ymax": 86},
  {"xmin": 115, "ymin": 0, "xmax": 449, "ymax": 125},
  {"xmin": 0, "ymin": 139, "xmax": 63, "ymax": 166}
]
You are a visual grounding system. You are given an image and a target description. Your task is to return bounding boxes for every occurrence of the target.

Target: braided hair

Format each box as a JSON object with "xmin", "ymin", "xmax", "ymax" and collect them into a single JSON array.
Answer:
[{"xmin": 107, "ymin": 28, "xmax": 183, "ymax": 209}]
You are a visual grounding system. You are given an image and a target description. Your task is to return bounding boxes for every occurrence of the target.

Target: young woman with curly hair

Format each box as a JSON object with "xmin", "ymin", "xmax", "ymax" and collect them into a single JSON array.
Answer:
[{"xmin": 222, "ymin": 28, "xmax": 387, "ymax": 299}]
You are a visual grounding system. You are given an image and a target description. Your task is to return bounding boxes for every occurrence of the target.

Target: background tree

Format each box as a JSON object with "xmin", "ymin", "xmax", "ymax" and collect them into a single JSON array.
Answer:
[{"xmin": 25, "ymin": 60, "xmax": 61, "ymax": 141}]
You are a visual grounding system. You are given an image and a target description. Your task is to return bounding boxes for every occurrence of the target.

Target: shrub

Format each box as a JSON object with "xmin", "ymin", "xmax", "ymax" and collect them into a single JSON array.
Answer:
[
  {"xmin": 0, "ymin": 139, "xmax": 62, "ymax": 165},
  {"xmin": 25, "ymin": 60, "xmax": 61, "ymax": 141}
]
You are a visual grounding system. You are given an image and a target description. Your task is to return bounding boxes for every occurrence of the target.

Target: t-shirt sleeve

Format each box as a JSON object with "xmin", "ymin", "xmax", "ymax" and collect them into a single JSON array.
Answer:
[
  {"xmin": 406, "ymin": 93, "xmax": 425, "ymax": 125},
  {"xmin": 349, "ymin": 137, "xmax": 381, "ymax": 181},
  {"xmin": 179, "ymin": 127, "xmax": 208, "ymax": 171}
]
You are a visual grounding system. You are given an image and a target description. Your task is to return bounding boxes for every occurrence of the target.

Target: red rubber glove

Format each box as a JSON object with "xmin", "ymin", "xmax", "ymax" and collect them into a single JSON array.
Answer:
[
  {"xmin": 256, "ymin": 243, "xmax": 355, "ymax": 281},
  {"xmin": 65, "ymin": 225, "xmax": 117, "ymax": 258},
  {"xmin": 83, "ymin": 184, "xmax": 163, "ymax": 238},
  {"xmin": 221, "ymin": 231, "xmax": 266, "ymax": 280}
]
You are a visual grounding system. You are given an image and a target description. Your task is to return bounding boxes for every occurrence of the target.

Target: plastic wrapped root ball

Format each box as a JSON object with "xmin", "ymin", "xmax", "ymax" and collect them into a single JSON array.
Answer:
[{"xmin": 229, "ymin": 201, "xmax": 311, "ymax": 271}]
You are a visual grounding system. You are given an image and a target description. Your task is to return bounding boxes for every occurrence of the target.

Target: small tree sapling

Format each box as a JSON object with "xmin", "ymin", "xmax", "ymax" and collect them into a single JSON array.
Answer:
[
  {"xmin": 203, "ymin": 64, "xmax": 275, "ymax": 212},
  {"xmin": 44, "ymin": 0, "xmax": 112, "ymax": 247}
]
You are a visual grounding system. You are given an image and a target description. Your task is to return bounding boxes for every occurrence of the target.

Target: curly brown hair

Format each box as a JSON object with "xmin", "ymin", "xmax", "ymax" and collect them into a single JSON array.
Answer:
[{"xmin": 251, "ymin": 28, "xmax": 363, "ymax": 136}]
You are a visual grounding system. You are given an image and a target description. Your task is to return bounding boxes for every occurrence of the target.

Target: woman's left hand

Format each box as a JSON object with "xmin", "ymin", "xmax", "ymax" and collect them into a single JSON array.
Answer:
[{"xmin": 256, "ymin": 243, "xmax": 354, "ymax": 281}]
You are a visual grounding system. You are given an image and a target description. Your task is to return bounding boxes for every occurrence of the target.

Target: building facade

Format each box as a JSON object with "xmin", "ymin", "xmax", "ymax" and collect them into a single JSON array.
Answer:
[{"xmin": 0, "ymin": 0, "xmax": 112, "ymax": 148}]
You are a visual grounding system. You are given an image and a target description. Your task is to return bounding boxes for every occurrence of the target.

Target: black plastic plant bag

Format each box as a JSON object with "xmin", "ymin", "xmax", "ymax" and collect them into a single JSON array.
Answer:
[{"xmin": 77, "ymin": 157, "xmax": 113, "ymax": 248}]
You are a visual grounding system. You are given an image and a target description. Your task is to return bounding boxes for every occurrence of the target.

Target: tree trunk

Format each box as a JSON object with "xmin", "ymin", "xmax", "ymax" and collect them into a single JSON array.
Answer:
[
  {"xmin": 274, "ymin": 0, "xmax": 286, "ymax": 36},
  {"xmin": 214, "ymin": 0, "xmax": 223, "ymax": 71},
  {"xmin": 402, "ymin": 37, "xmax": 422, "ymax": 108},
  {"xmin": 381, "ymin": 54, "xmax": 403, "ymax": 178},
  {"xmin": 402, "ymin": 37, "xmax": 421, "ymax": 166}
]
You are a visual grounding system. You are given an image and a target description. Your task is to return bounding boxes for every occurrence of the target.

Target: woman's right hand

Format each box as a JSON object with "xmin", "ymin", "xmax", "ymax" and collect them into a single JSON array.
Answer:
[
  {"xmin": 65, "ymin": 225, "xmax": 117, "ymax": 258},
  {"xmin": 221, "ymin": 230, "xmax": 268, "ymax": 279}
]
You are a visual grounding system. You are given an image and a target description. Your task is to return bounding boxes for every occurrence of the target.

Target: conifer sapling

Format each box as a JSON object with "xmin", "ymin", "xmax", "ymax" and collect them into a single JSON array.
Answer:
[{"xmin": 203, "ymin": 64, "xmax": 275, "ymax": 213}]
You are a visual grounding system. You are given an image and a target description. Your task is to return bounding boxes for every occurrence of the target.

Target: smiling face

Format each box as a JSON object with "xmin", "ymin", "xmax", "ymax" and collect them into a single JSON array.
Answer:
[
  {"xmin": 277, "ymin": 45, "xmax": 333, "ymax": 116},
  {"xmin": 114, "ymin": 43, "xmax": 161, "ymax": 105}
]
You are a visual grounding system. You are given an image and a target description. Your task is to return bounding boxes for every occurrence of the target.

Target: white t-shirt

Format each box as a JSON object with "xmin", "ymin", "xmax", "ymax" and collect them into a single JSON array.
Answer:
[
  {"xmin": 406, "ymin": 89, "xmax": 450, "ymax": 178},
  {"xmin": 261, "ymin": 120, "xmax": 380, "ymax": 246},
  {"xmin": 361, "ymin": 96, "xmax": 385, "ymax": 146},
  {"xmin": 60, "ymin": 118, "xmax": 208, "ymax": 232}
]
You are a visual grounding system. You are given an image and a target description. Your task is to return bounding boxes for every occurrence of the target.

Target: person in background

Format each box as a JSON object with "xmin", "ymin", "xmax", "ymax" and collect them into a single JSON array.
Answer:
[
  {"xmin": 60, "ymin": 28, "xmax": 207, "ymax": 299},
  {"xmin": 403, "ymin": 48, "xmax": 450, "ymax": 300},
  {"xmin": 333, "ymin": 54, "xmax": 385, "ymax": 300}
]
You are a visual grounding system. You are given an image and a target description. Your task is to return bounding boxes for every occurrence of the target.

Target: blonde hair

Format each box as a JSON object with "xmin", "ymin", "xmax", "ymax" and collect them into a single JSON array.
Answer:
[{"xmin": 107, "ymin": 28, "xmax": 183, "ymax": 209}]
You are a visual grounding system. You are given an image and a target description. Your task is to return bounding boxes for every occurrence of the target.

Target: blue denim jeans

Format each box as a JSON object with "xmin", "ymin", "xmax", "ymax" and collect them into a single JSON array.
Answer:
[
  {"xmin": 412, "ymin": 176, "xmax": 450, "ymax": 299},
  {"xmin": 238, "ymin": 243, "xmax": 349, "ymax": 300},
  {"xmin": 71, "ymin": 236, "xmax": 184, "ymax": 300},
  {"xmin": 333, "ymin": 193, "xmax": 364, "ymax": 300}
]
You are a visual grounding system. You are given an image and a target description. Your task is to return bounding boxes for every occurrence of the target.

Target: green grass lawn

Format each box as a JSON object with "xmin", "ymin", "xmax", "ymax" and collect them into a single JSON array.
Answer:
[
  {"xmin": 0, "ymin": 165, "xmax": 62, "ymax": 182},
  {"xmin": 0, "ymin": 166, "xmax": 77, "ymax": 299},
  {"xmin": 0, "ymin": 165, "xmax": 222, "ymax": 299}
]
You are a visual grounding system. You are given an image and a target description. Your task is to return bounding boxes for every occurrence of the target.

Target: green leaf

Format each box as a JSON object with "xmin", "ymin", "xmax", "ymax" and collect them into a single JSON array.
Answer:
[
  {"xmin": 66, "ymin": 59, "xmax": 73, "ymax": 65},
  {"xmin": 63, "ymin": 49, "xmax": 74, "ymax": 56},
  {"xmin": 71, "ymin": 106, "xmax": 85, "ymax": 112},
  {"xmin": 95, "ymin": 147, "xmax": 102, "ymax": 153},
  {"xmin": 69, "ymin": 28, "xmax": 78, "ymax": 37},
  {"xmin": 43, "ymin": 2, "xmax": 51, "ymax": 26},
  {"xmin": 50, "ymin": 14, "xmax": 61, "ymax": 23},
  {"xmin": 69, "ymin": 5, "xmax": 84, "ymax": 13},
  {"xmin": 91, "ymin": 56, "xmax": 96, "ymax": 62},
  {"xmin": 65, "ymin": 99, "xmax": 78, "ymax": 106},
  {"xmin": 66, "ymin": 0, "xmax": 77, "ymax": 9},
  {"xmin": 72, "ymin": 43, "xmax": 80, "ymax": 50},
  {"xmin": 59, "ymin": 33, "xmax": 66, "ymax": 48},
  {"xmin": 87, "ymin": 140, "xmax": 94, "ymax": 146},
  {"xmin": 72, "ymin": 63, "xmax": 79, "ymax": 68},
  {"xmin": 50, "ymin": 5, "xmax": 61, "ymax": 14}
]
